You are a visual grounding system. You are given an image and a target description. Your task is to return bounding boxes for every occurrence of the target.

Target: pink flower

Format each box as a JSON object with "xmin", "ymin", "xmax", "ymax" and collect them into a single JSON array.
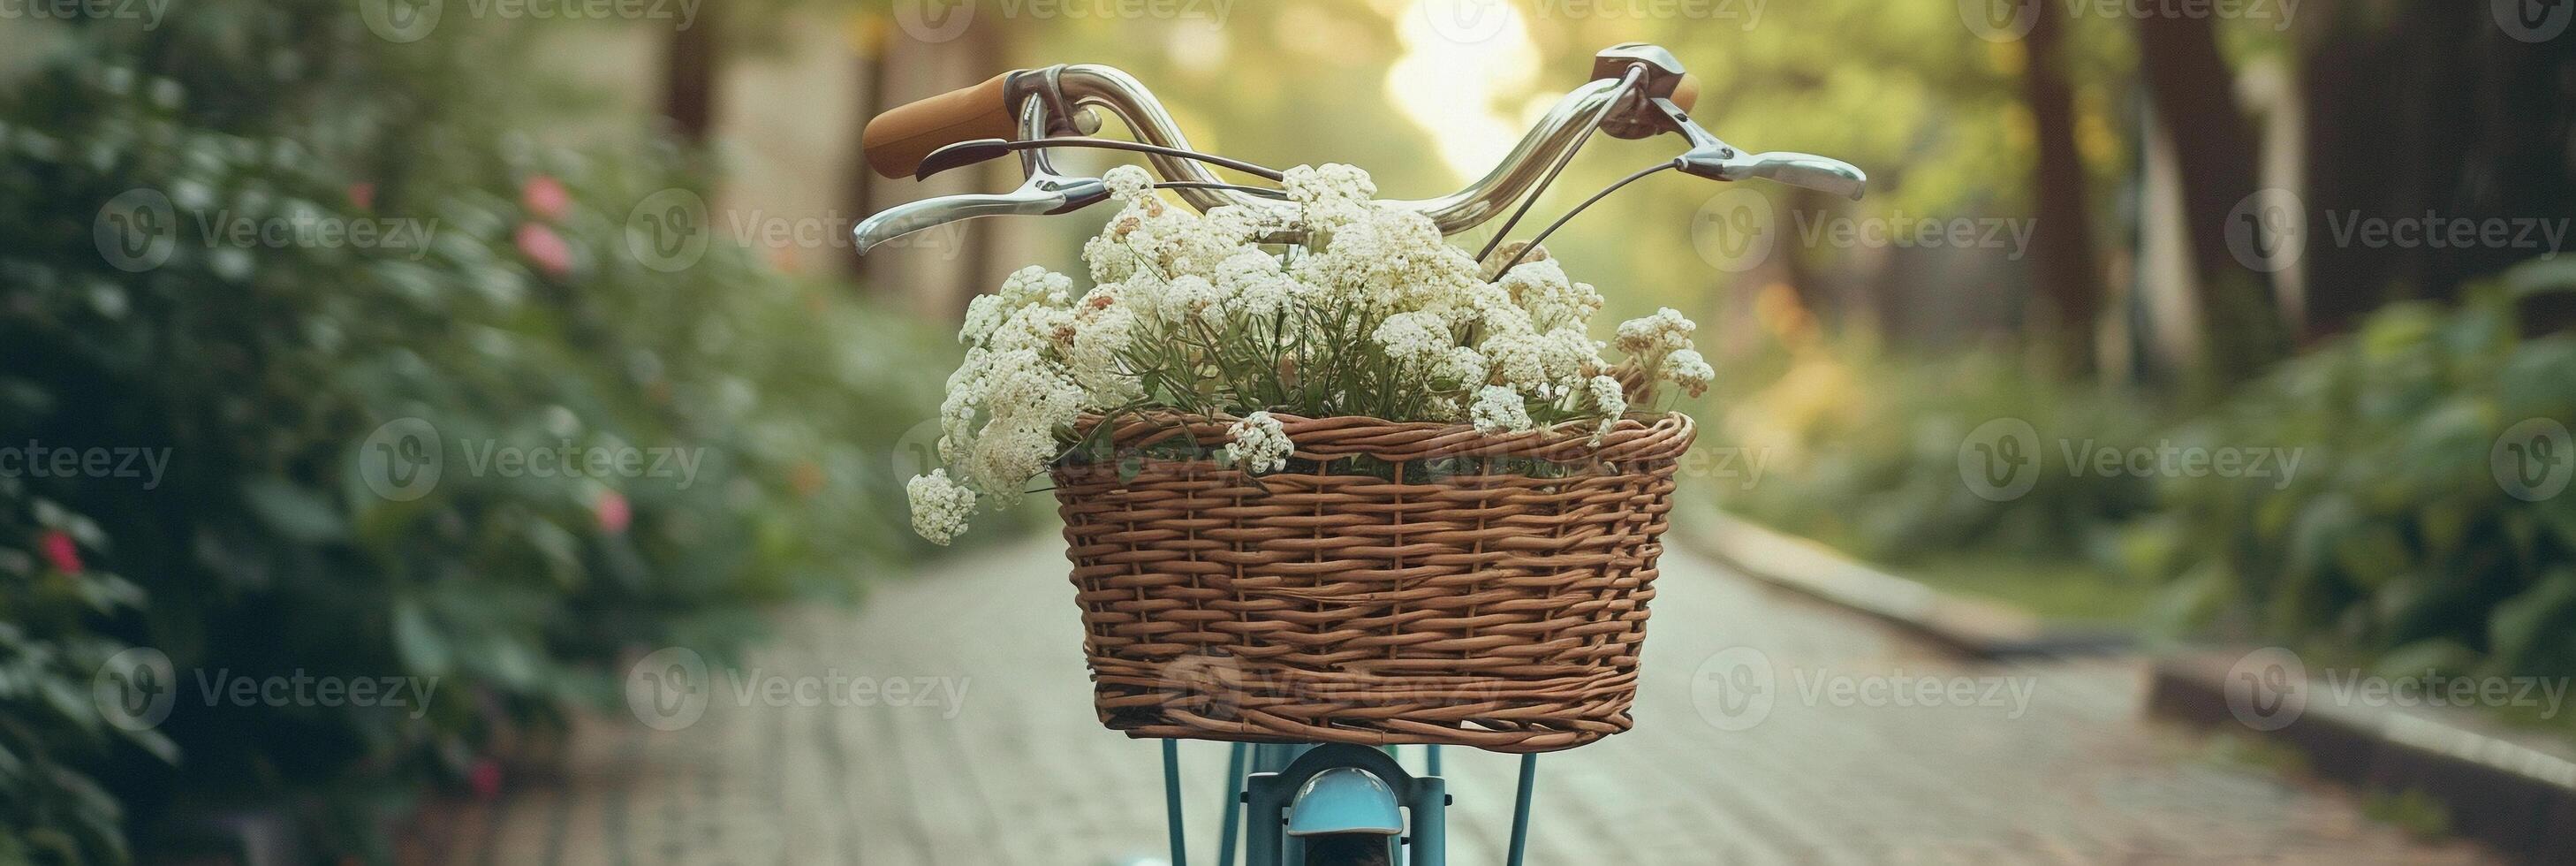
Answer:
[
  {"xmin": 595, "ymin": 489, "xmax": 631, "ymax": 535},
  {"xmin": 38, "ymin": 530, "xmax": 80, "ymax": 574},
  {"xmin": 515, "ymin": 223, "xmax": 572, "ymax": 278},
  {"xmin": 347, "ymin": 182, "xmax": 375, "ymax": 211},
  {"xmin": 467, "ymin": 758, "xmax": 504, "ymax": 801},
  {"xmin": 520, "ymin": 175, "xmax": 570, "ymax": 223}
]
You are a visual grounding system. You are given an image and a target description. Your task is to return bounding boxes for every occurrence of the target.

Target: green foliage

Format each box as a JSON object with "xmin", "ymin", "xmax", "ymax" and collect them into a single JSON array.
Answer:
[
  {"xmin": 1711, "ymin": 338, "xmax": 2163, "ymax": 564},
  {"xmin": 2132, "ymin": 280, "xmax": 2576, "ymax": 681},
  {"xmin": 0, "ymin": 2, "xmax": 956, "ymax": 859},
  {"xmin": 0, "ymin": 489, "xmax": 169, "ymax": 866}
]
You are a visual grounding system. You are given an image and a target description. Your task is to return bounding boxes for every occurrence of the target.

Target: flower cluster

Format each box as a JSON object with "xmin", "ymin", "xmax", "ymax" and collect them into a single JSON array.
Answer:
[{"xmin": 905, "ymin": 163, "xmax": 1711, "ymax": 543}]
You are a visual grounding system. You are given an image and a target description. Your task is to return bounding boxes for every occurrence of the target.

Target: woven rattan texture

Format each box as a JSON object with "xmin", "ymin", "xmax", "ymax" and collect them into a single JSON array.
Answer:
[{"xmin": 1053, "ymin": 413, "xmax": 1694, "ymax": 753}]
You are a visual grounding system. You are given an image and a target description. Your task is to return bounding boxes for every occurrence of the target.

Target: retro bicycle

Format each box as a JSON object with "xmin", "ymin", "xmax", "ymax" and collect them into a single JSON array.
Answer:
[{"xmin": 856, "ymin": 42, "xmax": 1864, "ymax": 866}]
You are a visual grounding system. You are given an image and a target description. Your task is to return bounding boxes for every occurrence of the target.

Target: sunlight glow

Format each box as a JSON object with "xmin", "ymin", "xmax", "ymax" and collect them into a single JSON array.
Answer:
[{"xmin": 1386, "ymin": 0, "xmax": 1541, "ymax": 183}]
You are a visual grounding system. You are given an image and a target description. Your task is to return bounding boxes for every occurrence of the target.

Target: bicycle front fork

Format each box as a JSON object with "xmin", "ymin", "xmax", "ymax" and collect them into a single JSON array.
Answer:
[{"xmin": 1161, "ymin": 740, "xmax": 1540, "ymax": 866}]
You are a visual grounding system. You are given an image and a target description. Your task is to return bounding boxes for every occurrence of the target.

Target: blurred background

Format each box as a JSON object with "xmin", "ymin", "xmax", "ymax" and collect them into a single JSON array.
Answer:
[{"xmin": 4, "ymin": 0, "xmax": 2575, "ymax": 862}]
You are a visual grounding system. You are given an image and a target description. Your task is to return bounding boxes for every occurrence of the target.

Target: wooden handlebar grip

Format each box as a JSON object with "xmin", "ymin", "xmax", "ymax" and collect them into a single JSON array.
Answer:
[
  {"xmin": 862, "ymin": 72, "xmax": 1019, "ymax": 179},
  {"xmin": 1670, "ymin": 73, "xmax": 1700, "ymax": 113}
]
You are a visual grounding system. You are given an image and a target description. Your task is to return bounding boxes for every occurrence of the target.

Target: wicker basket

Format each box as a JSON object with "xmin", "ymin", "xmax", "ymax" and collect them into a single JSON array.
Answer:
[{"xmin": 1051, "ymin": 411, "xmax": 1695, "ymax": 753}]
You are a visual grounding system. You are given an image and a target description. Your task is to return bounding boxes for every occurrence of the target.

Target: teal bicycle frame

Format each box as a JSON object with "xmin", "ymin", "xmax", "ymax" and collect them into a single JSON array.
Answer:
[{"xmin": 1159, "ymin": 740, "xmax": 1540, "ymax": 866}]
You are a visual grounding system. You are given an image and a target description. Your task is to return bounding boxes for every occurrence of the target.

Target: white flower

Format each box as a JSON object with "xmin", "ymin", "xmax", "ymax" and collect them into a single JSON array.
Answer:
[
  {"xmin": 962, "ymin": 267, "xmax": 1074, "ymax": 347},
  {"xmin": 1371, "ymin": 311, "xmax": 1451, "ymax": 367},
  {"xmin": 906, "ymin": 469, "xmax": 976, "ymax": 545},
  {"xmin": 1586, "ymin": 376, "xmax": 1627, "ymax": 439},
  {"xmin": 1470, "ymin": 385, "xmax": 1533, "ymax": 434},
  {"xmin": 1539, "ymin": 328, "xmax": 1603, "ymax": 385},
  {"xmin": 1662, "ymin": 347, "xmax": 1715, "ymax": 397},
  {"xmin": 1499, "ymin": 260, "xmax": 1602, "ymax": 331},
  {"xmin": 1614, "ymin": 307, "xmax": 1696, "ymax": 356},
  {"xmin": 1481, "ymin": 330, "xmax": 1549, "ymax": 392},
  {"xmin": 1225, "ymin": 411, "xmax": 1293, "ymax": 474},
  {"xmin": 1431, "ymin": 346, "xmax": 1487, "ymax": 387},
  {"xmin": 1104, "ymin": 164, "xmax": 1155, "ymax": 201},
  {"xmin": 1282, "ymin": 163, "xmax": 1376, "ymax": 229},
  {"xmin": 1158, "ymin": 274, "xmax": 1223, "ymax": 323}
]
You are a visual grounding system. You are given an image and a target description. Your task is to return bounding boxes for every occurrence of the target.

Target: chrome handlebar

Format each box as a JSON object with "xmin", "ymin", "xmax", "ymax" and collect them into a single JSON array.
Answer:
[
  {"xmin": 852, "ymin": 43, "xmax": 1868, "ymax": 254},
  {"xmin": 1054, "ymin": 64, "xmax": 1633, "ymax": 233}
]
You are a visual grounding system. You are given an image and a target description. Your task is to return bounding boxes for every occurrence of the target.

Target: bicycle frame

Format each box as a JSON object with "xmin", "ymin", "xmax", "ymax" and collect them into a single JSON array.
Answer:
[{"xmin": 1164, "ymin": 741, "xmax": 1539, "ymax": 866}]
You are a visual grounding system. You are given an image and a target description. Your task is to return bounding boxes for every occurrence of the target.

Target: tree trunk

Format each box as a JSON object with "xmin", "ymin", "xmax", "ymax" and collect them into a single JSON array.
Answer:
[
  {"xmin": 2135, "ymin": 11, "xmax": 2290, "ymax": 381},
  {"xmin": 2024, "ymin": 4, "xmax": 2104, "ymax": 376},
  {"xmin": 662, "ymin": 0, "xmax": 720, "ymax": 143},
  {"xmin": 2299, "ymin": 1, "xmax": 2576, "ymax": 338}
]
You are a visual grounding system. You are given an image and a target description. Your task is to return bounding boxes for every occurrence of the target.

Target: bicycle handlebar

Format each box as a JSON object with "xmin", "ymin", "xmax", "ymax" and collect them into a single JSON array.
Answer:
[{"xmin": 860, "ymin": 62, "xmax": 1698, "ymax": 233}]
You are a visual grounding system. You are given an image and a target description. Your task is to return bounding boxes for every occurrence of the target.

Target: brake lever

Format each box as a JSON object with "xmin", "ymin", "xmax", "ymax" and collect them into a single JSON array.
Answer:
[
  {"xmin": 1648, "ymin": 96, "xmax": 1868, "ymax": 201},
  {"xmin": 852, "ymin": 174, "xmax": 1108, "ymax": 254},
  {"xmin": 855, "ymin": 94, "xmax": 1112, "ymax": 255}
]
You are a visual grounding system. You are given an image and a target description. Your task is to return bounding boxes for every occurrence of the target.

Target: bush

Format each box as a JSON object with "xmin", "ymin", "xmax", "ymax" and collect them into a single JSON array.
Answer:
[
  {"xmin": 0, "ymin": 4, "xmax": 960, "ymax": 859},
  {"xmin": 2133, "ymin": 276, "xmax": 2576, "ymax": 682},
  {"xmin": 1711, "ymin": 337, "xmax": 2163, "ymax": 565}
]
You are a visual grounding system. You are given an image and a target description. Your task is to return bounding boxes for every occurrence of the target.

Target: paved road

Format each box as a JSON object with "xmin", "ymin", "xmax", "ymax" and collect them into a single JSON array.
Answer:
[{"xmin": 405, "ymin": 536, "xmax": 2497, "ymax": 865}]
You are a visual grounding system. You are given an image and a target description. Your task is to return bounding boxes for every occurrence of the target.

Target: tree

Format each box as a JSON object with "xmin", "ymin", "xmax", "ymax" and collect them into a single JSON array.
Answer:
[
  {"xmin": 2023, "ymin": 4, "xmax": 2106, "ymax": 375},
  {"xmin": 2136, "ymin": 11, "xmax": 2290, "ymax": 380}
]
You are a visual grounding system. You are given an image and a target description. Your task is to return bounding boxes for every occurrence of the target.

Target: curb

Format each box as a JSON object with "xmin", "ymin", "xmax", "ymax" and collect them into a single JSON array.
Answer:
[
  {"xmin": 2147, "ymin": 651, "xmax": 2576, "ymax": 864},
  {"xmin": 1671, "ymin": 505, "xmax": 2125, "ymax": 659}
]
